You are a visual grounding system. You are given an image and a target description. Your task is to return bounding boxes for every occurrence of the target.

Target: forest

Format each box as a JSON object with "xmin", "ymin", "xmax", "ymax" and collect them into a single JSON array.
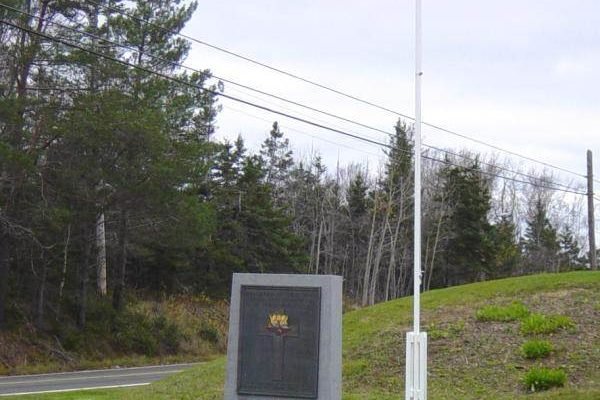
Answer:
[{"xmin": 0, "ymin": 0, "xmax": 592, "ymax": 343}]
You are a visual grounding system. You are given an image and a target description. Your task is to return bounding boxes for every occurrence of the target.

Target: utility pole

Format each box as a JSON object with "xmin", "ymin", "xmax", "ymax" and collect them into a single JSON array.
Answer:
[
  {"xmin": 405, "ymin": 0, "xmax": 427, "ymax": 399},
  {"xmin": 587, "ymin": 150, "xmax": 596, "ymax": 270}
]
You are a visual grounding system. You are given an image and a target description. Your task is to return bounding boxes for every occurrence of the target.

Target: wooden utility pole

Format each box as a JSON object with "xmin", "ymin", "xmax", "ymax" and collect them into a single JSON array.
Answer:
[{"xmin": 587, "ymin": 150, "xmax": 597, "ymax": 270}]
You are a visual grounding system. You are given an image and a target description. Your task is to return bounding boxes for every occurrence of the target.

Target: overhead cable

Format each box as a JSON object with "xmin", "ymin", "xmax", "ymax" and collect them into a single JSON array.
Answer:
[
  {"xmin": 0, "ymin": 17, "xmax": 587, "ymax": 197},
  {"xmin": 85, "ymin": 0, "xmax": 590, "ymax": 181},
  {"xmin": 0, "ymin": 3, "xmax": 582, "ymax": 192}
]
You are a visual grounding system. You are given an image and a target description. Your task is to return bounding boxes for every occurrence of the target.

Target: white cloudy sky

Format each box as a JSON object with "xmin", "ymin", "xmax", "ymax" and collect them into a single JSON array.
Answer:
[{"xmin": 183, "ymin": 0, "xmax": 600, "ymax": 192}]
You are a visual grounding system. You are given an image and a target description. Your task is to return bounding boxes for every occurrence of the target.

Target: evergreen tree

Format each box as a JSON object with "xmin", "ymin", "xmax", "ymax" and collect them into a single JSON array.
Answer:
[
  {"xmin": 436, "ymin": 159, "xmax": 495, "ymax": 286},
  {"xmin": 0, "ymin": 0, "xmax": 217, "ymax": 328},
  {"xmin": 259, "ymin": 121, "xmax": 293, "ymax": 204},
  {"xmin": 198, "ymin": 138, "xmax": 305, "ymax": 295},
  {"xmin": 343, "ymin": 169, "xmax": 370, "ymax": 297},
  {"xmin": 488, "ymin": 214, "xmax": 520, "ymax": 278},
  {"xmin": 558, "ymin": 226, "xmax": 582, "ymax": 271},
  {"xmin": 523, "ymin": 197, "xmax": 559, "ymax": 272},
  {"xmin": 384, "ymin": 120, "xmax": 413, "ymax": 191},
  {"xmin": 347, "ymin": 172, "xmax": 368, "ymax": 219}
]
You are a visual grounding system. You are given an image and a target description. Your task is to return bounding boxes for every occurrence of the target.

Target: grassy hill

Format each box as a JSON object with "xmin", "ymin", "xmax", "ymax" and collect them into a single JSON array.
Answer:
[{"xmin": 9, "ymin": 271, "xmax": 600, "ymax": 399}]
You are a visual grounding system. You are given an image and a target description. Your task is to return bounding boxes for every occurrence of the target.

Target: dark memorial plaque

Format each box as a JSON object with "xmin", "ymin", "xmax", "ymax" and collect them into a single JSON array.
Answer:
[{"xmin": 237, "ymin": 285, "xmax": 321, "ymax": 398}]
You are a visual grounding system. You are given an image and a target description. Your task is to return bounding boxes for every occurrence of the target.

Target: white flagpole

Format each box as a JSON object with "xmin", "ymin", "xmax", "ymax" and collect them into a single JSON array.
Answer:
[
  {"xmin": 405, "ymin": 0, "xmax": 427, "ymax": 398},
  {"xmin": 414, "ymin": 0, "xmax": 422, "ymax": 338}
]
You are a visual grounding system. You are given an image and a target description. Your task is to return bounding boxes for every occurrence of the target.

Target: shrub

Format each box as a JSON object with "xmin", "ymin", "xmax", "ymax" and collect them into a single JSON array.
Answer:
[
  {"xmin": 524, "ymin": 367, "xmax": 566, "ymax": 391},
  {"xmin": 112, "ymin": 311, "xmax": 184, "ymax": 356},
  {"xmin": 60, "ymin": 325, "xmax": 85, "ymax": 352},
  {"xmin": 476, "ymin": 301, "xmax": 530, "ymax": 322},
  {"xmin": 522, "ymin": 340, "xmax": 553, "ymax": 359},
  {"xmin": 152, "ymin": 315, "xmax": 183, "ymax": 354},
  {"xmin": 199, "ymin": 323, "xmax": 221, "ymax": 344},
  {"xmin": 113, "ymin": 312, "xmax": 157, "ymax": 355},
  {"xmin": 520, "ymin": 314, "xmax": 575, "ymax": 335}
]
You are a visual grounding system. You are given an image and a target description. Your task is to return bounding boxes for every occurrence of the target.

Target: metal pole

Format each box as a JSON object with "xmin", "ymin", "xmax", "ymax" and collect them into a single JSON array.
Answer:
[
  {"xmin": 414, "ymin": 0, "xmax": 422, "ymax": 335},
  {"xmin": 406, "ymin": 1, "xmax": 427, "ymax": 399}
]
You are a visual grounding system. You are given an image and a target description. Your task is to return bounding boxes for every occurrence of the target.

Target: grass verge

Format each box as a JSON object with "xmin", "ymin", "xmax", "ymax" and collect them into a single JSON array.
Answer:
[{"xmin": 4, "ymin": 271, "xmax": 599, "ymax": 400}]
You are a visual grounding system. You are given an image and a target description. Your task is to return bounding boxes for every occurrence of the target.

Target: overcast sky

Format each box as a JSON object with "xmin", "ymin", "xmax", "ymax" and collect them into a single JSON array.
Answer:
[{"xmin": 183, "ymin": 0, "xmax": 600, "ymax": 192}]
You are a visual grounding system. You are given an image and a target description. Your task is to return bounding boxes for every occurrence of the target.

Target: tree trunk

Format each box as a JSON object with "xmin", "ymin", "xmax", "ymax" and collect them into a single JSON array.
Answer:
[
  {"xmin": 35, "ymin": 258, "xmax": 47, "ymax": 329},
  {"xmin": 368, "ymin": 214, "xmax": 388, "ymax": 306},
  {"xmin": 385, "ymin": 213, "xmax": 403, "ymax": 301},
  {"xmin": 77, "ymin": 227, "xmax": 92, "ymax": 329},
  {"xmin": 397, "ymin": 247, "xmax": 411, "ymax": 297},
  {"xmin": 113, "ymin": 210, "xmax": 128, "ymax": 310},
  {"xmin": 0, "ymin": 232, "xmax": 9, "ymax": 329},
  {"xmin": 315, "ymin": 217, "xmax": 324, "ymax": 275},
  {"xmin": 327, "ymin": 214, "xmax": 335, "ymax": 275},
  {"xmin": 96, "ymin": 212, "xmax": 107, "ymax": 296},
  {"xmin": 425, "ymin": 204, "xmax": 444, "ymax": 291},
  {"xmin": 308, "ymin": 221, "xmax": 317, "ymax": 273},
  {"xmin": 57, "ymin": 224, "xmax": 71, "ymax": 319},
  {"xmin": 361, "ymin": 199, "xmax": 378, "ymax": 306}
]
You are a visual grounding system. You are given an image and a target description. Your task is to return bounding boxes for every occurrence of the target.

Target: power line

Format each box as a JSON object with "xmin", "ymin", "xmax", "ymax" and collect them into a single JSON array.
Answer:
[
  {"xmin": 421, "ymin": 143, "xmax": 585, "ymax": 193},
  {"xmin": 0, "ymin": 18, "xmax": 586, "ymax": 198},
  {"xmin": 225, "ymin": 99, "xmax": 586, "ymax": 196},
  {"xmin": 226, "ymin": 90, "xmax": 584, "ymax": 194},
  {"xmin": 421, "ymin": 122, "xmax": 589, "ymax": 181},
  {"xmin": 86, "ymin": 0, "xmax": 412, "ymax": 119},
  {"xmin": 223, "ymin": 103, "xmax": 587, "ymax": 196},
  {"xmin": 0, "ymin": 3, "xmax": 389, "ymax": 143},
  {"xmin": 424, "ymin": 154, "xmax": 585, "ymax": 196},
  {"xmin": 0, "ymin": 3, "xmax": 582, "ymax": 193},
  {"xmin": 222, "ymin": 104, "xmax": 384, "ymax": 158},
  {"xmin": 0, "ymin": 17, "xmax": 387, "ymax": 149},
  {"xmin": 86, "ymin": 0, "xmax": 591, "ymax": 182},
  {"xmin": 223, "ymin": 85, "xmax": 384, "ymax": 145}
]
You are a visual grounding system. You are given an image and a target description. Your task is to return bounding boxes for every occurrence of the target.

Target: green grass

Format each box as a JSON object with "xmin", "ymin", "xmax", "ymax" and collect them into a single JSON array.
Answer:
[
  {"xmin": 524, "ymin": 367, "xmax": 567, "ymax": 392},
  {"xmin": 520, "ymin": 313, "xmax": 575, "ymax": 335},
  {"xmin": 522, "ymin": 340, "xmax": 554, "ymax": 359},
  {"xmin": 9, "ymin": 389, "xmax": 125, "ymax": 399},
  {"xmin": 4, "ymin": 271, "xmax": 599, "ymax": 400},
  {"xmin": 476, "ymin": 301, "xmax": 530, "ymax": 321}
]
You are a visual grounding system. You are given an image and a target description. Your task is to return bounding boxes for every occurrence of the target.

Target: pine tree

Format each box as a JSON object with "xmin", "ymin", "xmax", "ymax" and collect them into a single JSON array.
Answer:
[
  {"xmin": 558, "ymin": 227, "xmax": 582, "ymax": 271},
  {"xmin": 523, "ymin": 197, "xmax": 559, "ymax": 272},
  {"xmin": 259, "ymin": 122, "xmax": 293, "ymax": 204},
  {"xmin": 0, "ymin": 0, "xmax": 218, "ymax": 327},
  {"xmin": 436, "ymin": 159, "xmax": 494, "ymax": 286},
  {"xmin": 488, "ymin": 214, "xmax": 520, "ymax": 278},
  {"xmin": 347, "ymin": 172, "xmax": 368, "ymax": 219}
]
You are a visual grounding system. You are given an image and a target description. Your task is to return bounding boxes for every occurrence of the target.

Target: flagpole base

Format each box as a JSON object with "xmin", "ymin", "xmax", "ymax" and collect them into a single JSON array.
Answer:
[{"xmin": 405, "ymin": 331, "xmax": 427, "ymax": 400}]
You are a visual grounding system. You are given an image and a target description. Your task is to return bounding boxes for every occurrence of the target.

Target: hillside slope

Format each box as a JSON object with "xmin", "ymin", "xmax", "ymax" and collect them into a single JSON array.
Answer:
[
  {"xmin": 9, "ymin": 271, "xmax": 600, "ymax": 400},
  {"xmin": 342, "ymin": 270, "xmax": 599, "ymax": 399}
]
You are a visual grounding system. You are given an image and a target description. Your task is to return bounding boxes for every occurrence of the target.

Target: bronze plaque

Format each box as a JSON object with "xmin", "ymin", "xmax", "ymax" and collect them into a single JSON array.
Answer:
[{"xmin": 237, "ymin": 285, "xmax": 321, "ymax": 398}]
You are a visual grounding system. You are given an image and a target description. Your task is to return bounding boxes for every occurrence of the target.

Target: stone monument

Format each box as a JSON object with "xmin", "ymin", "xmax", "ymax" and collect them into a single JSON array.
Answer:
[{"xmin": 224, "ymin": 273, "xmax": 342, "ymax": 399}]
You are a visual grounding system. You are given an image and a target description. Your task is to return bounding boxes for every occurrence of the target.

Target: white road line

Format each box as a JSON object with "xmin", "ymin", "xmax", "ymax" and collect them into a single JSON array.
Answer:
[
  {"xmin": 0, "ymin": 382, "xmax": 151, "ymax": 396},
  {"xmin": 0, "ymin": 370, "xmax": 183, "ymax": 386},
  {"xmin": 0, "ymin": 362, "xmax": 200, "ymax": 379}
]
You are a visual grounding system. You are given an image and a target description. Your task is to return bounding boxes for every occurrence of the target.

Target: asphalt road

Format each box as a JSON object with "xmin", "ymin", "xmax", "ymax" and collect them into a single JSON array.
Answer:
[{"xmin": 0, "ymin": 363, "xmax": 198, "ymax": 396}]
